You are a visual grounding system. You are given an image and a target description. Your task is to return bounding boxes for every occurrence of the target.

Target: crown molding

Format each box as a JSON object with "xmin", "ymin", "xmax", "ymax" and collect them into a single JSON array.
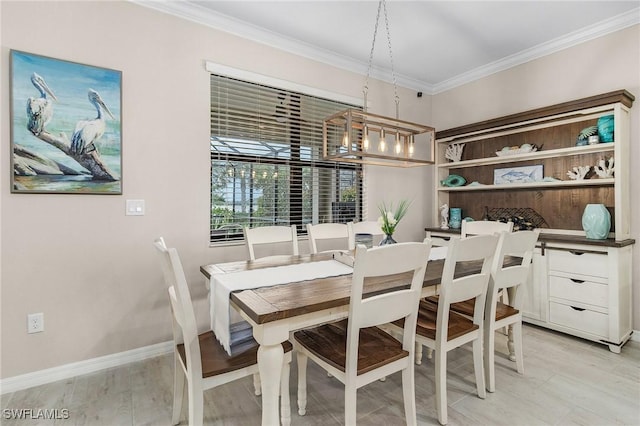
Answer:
[
  {"xmin": 432, "ymin": 7, "xmax": 640, "ymax": 94},
  {"xmin": 132, "ymin": 1, "xmax": 639, "ymax": 95}
]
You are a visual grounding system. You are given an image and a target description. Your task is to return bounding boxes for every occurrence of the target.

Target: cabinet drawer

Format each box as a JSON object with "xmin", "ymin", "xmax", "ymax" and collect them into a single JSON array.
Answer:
[
  {"xmin": 549, "ymin": 302, "xmax": 608, "ymax": 338},
  {"xmin": 547, "ymin": 250, "xmax": 608, "ymax": 278},
  {"xmin": 549, "ymin": 276, "xmax": 608, "ymax": 308}
]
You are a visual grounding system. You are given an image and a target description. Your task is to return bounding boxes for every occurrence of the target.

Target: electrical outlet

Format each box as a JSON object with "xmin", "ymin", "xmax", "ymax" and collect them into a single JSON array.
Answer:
[{"xmin": 27, "ymin": 313, "xmax": 44, "ymax": 333}]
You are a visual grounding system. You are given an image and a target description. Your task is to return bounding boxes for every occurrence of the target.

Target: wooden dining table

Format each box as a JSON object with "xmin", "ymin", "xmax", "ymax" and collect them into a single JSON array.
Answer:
[{"xmin": 201, "ymin": 251, "xmax": 516, "ymax": 426}]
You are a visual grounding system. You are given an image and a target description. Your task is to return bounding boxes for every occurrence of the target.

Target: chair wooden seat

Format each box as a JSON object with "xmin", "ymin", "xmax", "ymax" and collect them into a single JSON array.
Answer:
[
  {"xmin": 394, "ymin": 299, "xmax": 478, "ymax": 342},
  {"xmin": 426, "ymin": 296, "xmax": 519, "ymax": 321},
  {"xmin": 177, "ymin": 330, "xmax": 293, "ymax": 378},
  {"xmin": 294, "ymin": 319, "xmax": 407, "ymax": 375}
]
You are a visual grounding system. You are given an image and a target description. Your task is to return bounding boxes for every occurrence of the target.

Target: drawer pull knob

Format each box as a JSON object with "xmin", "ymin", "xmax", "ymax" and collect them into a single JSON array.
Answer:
[
  {"xmin": 569, "ymin": 250, "xmax": 585, "ymax": 256},
  {"xmin": 570, "ymin": 278, "xmax": 585, "ymax": 283},
  {"xmin": 570, "ymin": 306, "xmax": 586, "ymax": 312}
]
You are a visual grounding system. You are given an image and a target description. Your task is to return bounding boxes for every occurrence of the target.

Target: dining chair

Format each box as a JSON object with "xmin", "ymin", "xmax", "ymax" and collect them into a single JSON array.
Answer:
[
  {"xmin": 243, "ymin": 225, "xmax": 299, "ymax": 260},
  {"xmin": 347, "ymin": 220, "xmax": 384, "ymax": 249},
  {"xmin": 154, "ymin": 238, "xmax": 293, "ymax": 426},
  {"xmin": 460, "ymin": 220, "xmax": 514, "ymax": 330},
  {"xmin": 430, "ymin": 230, "xmax": 539, "ymax": 392},
  {"xmin": 306, "ymin": 222, "xmax": 349, "ymax": 254},
  {"xmin": 293, "ymin": 241, "xmax": 432, "ymax": 425},
  {"xmin": 389, "ymin": 234, "xmax": 498, "ymax": 425},
  {"xmin": 460, "ymin": 220, "xmax": 513, "ymax": 238}
]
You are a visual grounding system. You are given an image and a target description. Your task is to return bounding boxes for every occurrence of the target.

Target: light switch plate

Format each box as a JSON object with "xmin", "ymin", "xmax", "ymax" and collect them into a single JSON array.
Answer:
[{"xmin": 126, "ymin": 199, "xmax": 145, "ymax": 216}]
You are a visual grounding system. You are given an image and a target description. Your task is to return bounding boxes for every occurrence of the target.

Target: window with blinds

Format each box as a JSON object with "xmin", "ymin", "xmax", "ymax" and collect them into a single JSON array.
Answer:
[{"xmin": 210, "ymin": 74, "xmax": 364, "ymax": 243}]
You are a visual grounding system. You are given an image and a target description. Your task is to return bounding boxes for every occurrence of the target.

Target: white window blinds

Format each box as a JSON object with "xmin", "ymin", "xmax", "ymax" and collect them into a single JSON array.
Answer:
[{"xmin": 210, "ymin": 74, "xmax": 364, "ymax": 243}]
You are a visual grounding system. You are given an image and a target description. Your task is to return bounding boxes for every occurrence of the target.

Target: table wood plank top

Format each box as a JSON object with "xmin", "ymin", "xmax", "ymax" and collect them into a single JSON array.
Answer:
[{"xmin": 201, "ymin": 253, "xmax": 519, "ymax": 325}]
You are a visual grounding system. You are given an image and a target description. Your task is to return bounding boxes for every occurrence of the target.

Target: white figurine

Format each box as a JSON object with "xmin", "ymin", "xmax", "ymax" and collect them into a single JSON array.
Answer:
[
  {"xmin": 440, "ymin": 204, "xmax": 449, "ymax": 229},
  {"xmin": 594, "ymin": 157, "xmax": 614, "ymax": 178},
  {"xmin": 444, "ymin": 143, "xmax": 465, "ymax": 162},
  {"xmin": 567, "ymin": 165, "xmax": 590, "ymax": 180}
]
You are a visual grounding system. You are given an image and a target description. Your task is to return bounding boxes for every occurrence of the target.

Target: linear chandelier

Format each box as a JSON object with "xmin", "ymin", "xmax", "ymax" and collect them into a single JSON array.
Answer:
[{"xmin": 323, "ymin": 0, "xmax": 435, "ymax": 167}]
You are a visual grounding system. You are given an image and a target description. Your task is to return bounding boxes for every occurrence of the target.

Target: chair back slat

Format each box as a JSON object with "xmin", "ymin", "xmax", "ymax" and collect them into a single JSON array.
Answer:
[
  {"xmin": 348, "ymin": 221, "xmax": 384, "ymax": 249},
  {"xmin": 243, "ymin": 225, "xmax": 299, "ymax": 260},
  {"xmin": 446, "ymin": 273, "xmax": 491, "ymax": 305},
  {"xmin": 461, "ymin": 220, "xmax": 513, "ymax": 238},
  {"xmin": 306, "ymin": 223, "xmax": 349, "ymax": 254},
  {"xmin": 347, "ymin": 241, "xmax": 432, "ymax": 369},
  {"xmin": 358, "ymin": 290, "xmax": 419, "ymax": 329}
]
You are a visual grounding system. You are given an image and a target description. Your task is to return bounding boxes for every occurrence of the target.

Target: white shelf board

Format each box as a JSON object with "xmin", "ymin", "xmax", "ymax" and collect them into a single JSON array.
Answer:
[
  {"xmin": 438, "ymin": 178, "xmax": 614, "ymax": 192},
  {"xmin": 438, "ymin": 143, "xmax": 615, "ymax": 169}
]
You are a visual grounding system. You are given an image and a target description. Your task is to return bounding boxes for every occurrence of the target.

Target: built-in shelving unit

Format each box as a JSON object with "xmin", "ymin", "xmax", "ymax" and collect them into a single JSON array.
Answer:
[
  {"xmin": 433, "ymin": 90, "xmax": 633, "ymax": 240},
  {"xmin": 428, "ymin": 90, "xmax": 635, "ymax": 353}
]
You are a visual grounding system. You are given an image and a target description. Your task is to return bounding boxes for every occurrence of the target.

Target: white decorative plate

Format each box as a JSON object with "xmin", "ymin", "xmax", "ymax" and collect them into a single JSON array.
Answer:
[{"xmin": 495, "ymin": 145, "xmax": 538, "ymax": 157}]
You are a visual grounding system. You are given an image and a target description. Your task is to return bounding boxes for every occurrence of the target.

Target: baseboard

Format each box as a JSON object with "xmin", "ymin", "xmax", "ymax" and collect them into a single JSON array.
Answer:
[
  {"xmin": 631, "ymin": 330, "xmax": 640, "ymax": 342},
  {"xmin": 0, "ymin": 340, "xmax": 173, "ymax": 395}
]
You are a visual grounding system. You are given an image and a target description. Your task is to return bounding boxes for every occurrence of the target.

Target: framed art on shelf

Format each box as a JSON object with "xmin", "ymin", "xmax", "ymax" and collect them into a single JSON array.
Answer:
[
  {"xmin": 10, "ymin": 50, "xmax": 122, "ymax": 194},
  {"xmin": 494, "ymin": 165, "xmax": 543, "ymax": 185}
]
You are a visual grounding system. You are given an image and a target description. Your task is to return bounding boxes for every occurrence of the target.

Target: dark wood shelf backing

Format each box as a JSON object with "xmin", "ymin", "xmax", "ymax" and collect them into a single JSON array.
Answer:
[{"xmin": 448, "ymin": 186, "xmax": 614, "ymax": 231}]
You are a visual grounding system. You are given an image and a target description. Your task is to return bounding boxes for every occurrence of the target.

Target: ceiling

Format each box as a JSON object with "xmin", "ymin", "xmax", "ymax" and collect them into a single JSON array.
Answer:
[{"xmin": 137, "ymin": 1, "xmax": 640, "ymax": 93}]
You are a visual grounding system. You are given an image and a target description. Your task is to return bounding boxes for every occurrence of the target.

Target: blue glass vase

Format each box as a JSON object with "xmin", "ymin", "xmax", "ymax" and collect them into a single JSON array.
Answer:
[
  {"xmin": 449, "ymin": 208, "xmax": 462, "ymax": 229},
  {"xmin": 379, "ymin": 234, "xmax": 397, "ymax": 245},
  {"xmin": 582, "ymin": 204, "xmax": 611, "ymax": 240},
  {"xmin": 597, "ymin": 115, "xmax": 614, "ymax": 143}
]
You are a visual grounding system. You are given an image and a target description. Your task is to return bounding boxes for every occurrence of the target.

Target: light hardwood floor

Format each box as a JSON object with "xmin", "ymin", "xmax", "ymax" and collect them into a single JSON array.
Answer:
[{"xmin": 2, "ymin": 324, "xmax": 639, "ymax": 425}]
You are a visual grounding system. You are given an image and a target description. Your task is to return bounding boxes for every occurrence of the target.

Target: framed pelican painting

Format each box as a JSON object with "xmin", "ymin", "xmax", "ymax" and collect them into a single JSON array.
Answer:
[{"xmin": 10, "ymin": 50, "xmax": 122, "ymax": 194}]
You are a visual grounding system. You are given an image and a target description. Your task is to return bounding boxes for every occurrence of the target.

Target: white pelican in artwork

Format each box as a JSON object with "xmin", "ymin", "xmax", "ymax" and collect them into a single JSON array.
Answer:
[
  {"xmin": 70, "ymin": 89, "xmax": 115, "ymax": 155},
  {"xmin": 26, "ymin": 72, "xmax": 58, "ymax": 136}
]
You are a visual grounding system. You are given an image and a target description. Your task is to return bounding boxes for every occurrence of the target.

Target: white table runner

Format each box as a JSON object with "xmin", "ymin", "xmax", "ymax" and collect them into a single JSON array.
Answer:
[
  {"xmin": 429, "ymin": 246, "xmax": 448, "ymax": 261},
  {"xmin": 210, "ymin": 246, "xmax": 449, "ymax": 355},
  {"xmin": 211, "ymin": 260, "xmax": 353, "ymax": 355}
]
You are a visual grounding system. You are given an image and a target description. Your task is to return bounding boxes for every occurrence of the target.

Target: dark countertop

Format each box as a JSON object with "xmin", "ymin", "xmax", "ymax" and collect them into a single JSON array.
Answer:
[{"xmin": 424, "ymin": 227, "xmax": 635, "ymax": 248}]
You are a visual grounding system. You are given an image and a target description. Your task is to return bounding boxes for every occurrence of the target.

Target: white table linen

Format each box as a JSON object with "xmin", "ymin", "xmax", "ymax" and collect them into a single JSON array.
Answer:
[
  {"xmin": 211, "ymin": 246, "xmax": 449, "ymax": 355},
  {"xmin": 211, "ymin": 260, "xmax": 353, "ymax": 355},
  {"xmin": 429, "ymin": 246, "xmax": 448, "ymax": 260}
]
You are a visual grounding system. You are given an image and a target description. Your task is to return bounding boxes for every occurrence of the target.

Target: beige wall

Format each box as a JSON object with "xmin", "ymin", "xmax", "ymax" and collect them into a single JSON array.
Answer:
[
  {"xmin": 0, "ymin": 0, "xmax": 432, "ymax": 379},
  {"xmin": 0, "ymin": 1, "xmax": 637, "ymax": 380}
]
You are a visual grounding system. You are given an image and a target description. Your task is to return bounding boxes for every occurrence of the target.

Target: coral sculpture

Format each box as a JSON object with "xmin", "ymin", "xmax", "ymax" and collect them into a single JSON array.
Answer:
[
  {"xmin": 594, "ymin": 157, "xmax": 614, "ymax": 178},
  {"xmin": 567, "ymin": 166, "xmax": 590, "ymax": 180},
  {"xmin": 445, "ymin": 143, "xmax": 465, "ymax": 162}
]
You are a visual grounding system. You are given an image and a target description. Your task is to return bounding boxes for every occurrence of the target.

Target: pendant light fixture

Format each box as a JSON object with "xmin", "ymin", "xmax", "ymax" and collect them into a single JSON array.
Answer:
[{"xmin": 323, "ymin": 0, "xmax": 435, "ymax": 167}]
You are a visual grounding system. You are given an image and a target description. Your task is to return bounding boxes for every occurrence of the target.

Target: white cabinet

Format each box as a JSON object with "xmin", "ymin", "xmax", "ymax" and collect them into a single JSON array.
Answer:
[{"xmin": 526, "ymin": 239, "xmax": 634, "ymax": 353}]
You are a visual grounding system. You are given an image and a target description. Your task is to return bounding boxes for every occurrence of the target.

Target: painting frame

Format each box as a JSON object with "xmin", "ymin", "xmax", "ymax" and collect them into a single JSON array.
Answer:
[
  {"xmin": 10, "ymin": 50, "xmax": 123, "ymax": 194},
  {"xmin": 494, "ymin": 165, "xmax": 543, "ymax": 185}
]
